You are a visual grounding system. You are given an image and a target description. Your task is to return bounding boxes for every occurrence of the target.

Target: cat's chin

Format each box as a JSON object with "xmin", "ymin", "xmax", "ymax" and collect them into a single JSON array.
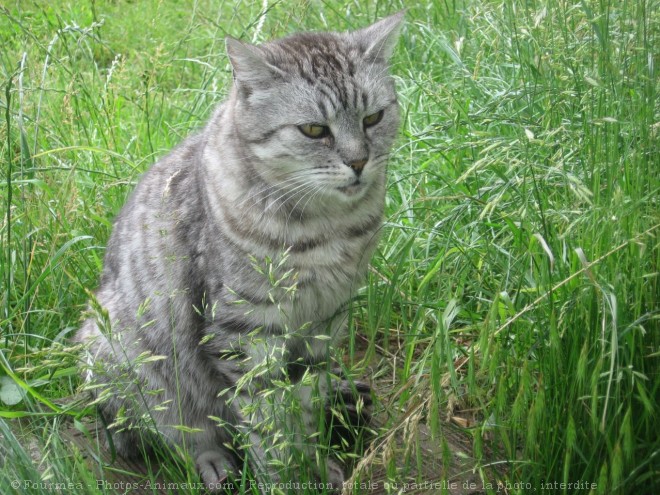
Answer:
[{"xmin": 336, "ymin": 182, "xmax": 367, "ymax": 199}]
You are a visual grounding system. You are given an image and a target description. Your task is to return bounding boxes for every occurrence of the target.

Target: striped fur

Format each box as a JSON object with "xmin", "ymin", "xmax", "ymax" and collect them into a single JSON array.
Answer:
[{"xmin": 76, "ymin": 12, "xmax": 403, "ymax": 491}]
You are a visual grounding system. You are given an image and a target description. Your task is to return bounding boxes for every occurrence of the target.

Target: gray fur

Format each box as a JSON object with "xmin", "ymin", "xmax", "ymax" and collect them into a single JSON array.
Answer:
[{"xmin": 76, "ymin": 12, "xmax": 403, "ymax": 491}]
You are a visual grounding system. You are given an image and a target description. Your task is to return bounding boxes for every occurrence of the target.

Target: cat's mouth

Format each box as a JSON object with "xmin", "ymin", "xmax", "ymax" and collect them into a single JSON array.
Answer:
[{"xmin": 337, "ymin": 180, "xmax": 364, "ymax": 196}]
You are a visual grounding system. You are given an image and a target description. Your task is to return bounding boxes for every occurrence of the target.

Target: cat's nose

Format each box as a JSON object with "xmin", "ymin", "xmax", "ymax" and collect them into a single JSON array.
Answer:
[{"xmin": 347, "ymin": 158, "xmax": 368, "ymax": 176}]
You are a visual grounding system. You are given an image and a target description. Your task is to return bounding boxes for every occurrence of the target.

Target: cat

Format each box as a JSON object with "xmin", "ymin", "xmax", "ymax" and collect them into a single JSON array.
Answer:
[{"xmin": 76, "ymin": 11, "xmax": 403, "ymax": 492}]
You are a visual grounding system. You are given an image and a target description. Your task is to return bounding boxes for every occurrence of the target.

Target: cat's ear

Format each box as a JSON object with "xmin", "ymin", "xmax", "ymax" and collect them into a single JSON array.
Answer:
[
  {"xmin": 225, "ymin": 38, "xmax": 286, "ymax": 91},
  {"xmin": 353, "ymin": 11, "xmax": 405, "ymax": 63}
]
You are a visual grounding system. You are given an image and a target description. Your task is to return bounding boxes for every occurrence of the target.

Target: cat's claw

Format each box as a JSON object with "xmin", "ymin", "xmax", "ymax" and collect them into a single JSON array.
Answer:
[{"xmin": 196, "ymin": 450, "xmax": 233, "ymax": 492}]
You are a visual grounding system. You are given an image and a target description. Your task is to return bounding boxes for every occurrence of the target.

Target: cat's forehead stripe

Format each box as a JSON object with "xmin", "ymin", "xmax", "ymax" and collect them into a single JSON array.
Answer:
[{"xmin": 265, "ymin": 34, "xmax": 370, "ymax": 112}]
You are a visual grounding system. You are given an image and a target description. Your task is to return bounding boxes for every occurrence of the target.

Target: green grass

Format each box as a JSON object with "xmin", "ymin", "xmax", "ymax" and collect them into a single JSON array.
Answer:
[{"xmin": 1, "ymin": 0, "xmax": 658, "ymax": 494}]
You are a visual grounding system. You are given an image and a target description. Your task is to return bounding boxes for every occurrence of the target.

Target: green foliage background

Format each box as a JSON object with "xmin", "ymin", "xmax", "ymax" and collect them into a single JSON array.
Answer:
[{"xmin": 1, "ymin": 1, "xmax": 658, "ymax": 494}]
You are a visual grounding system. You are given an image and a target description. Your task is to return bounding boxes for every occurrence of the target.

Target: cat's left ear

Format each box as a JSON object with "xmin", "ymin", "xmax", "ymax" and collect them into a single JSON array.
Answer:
[
  {"xmin": 353, "ymin": 11, "xmax": 405, "ymax": 63},
  {"xmin": 226, "ymin": 37, "xmax": 287, "ymax": 91}
]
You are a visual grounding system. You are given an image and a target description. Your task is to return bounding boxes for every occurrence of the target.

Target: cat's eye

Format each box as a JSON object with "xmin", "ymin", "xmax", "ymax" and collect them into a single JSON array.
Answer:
[
  {"xmin": 363, "ymin": 110, "xmax": 384, "ymax": 128},
  {"xmin": 298, "ymin": 123, "xmax": 331, "ymax": 139}
]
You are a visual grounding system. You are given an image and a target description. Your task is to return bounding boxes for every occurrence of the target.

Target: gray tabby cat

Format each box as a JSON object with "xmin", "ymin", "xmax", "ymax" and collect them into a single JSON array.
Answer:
[{"xmin": 76, "ymin": 12, "xmax": 403, "ymax": 491}]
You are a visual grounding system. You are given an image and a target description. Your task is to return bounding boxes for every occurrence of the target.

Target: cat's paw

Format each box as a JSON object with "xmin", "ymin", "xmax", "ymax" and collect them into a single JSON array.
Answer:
[
  {"xmin": 196, "ymin": 450, "xmax": 234, "ymax": 492},
  {"xmin": 330, "ymin": 377, "xmax": 373, "ymax": 427},
  {"xmin": 327, "ymin": 375, "xmax": 373, "ymax": 454},
  {"xmin": 324, "ymin": 458, "xmax": 345, "ymax": 494}
]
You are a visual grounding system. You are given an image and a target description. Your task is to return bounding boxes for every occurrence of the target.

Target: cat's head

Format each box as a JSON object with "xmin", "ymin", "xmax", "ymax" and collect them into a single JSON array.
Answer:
[{"xmin": 225, "ymin": 12, "xmax": 403, "ymax": 206}]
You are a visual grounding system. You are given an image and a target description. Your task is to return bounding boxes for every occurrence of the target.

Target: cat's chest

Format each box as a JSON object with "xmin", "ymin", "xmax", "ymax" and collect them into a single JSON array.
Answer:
[
  {"xmin": 205, "ymin": 204, "xmax": 379, "ymax": 339},
  {"xmin": 241, "ymin": 225, "xmax": 373, "ymax": 308},
  {"xmin": 225, "ymin": 238, "xmax": 368, "ymax": 332},
  {"xmin": 286, "ymin": 248, "xmax": 364, "ymax": 320}
]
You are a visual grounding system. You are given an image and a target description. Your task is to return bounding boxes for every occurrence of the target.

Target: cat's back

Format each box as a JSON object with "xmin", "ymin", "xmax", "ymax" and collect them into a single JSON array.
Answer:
[{"xmin": 99, "ymin": 131, "xmax": 207, "ymax": 294}]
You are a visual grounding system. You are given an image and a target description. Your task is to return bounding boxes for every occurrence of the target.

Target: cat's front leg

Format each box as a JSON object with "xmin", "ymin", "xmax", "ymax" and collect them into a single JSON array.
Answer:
[
  {"xmin": 294, "ymin": 372, "xmax": 347, "ymax": 490},
  {"xmin": 327, "ymin": 369, "xmax": 373, "ymax": 432},
  {"xmin": 235, "ymin": 372, "xmax": 345, "ymax": 492}
]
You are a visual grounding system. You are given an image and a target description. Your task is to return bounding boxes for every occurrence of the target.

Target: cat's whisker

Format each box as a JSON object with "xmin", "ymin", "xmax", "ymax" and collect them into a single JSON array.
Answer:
[
  {"xmin": 235, "ymin": 171, "xmax": 316, "ymax": 209},
  {"xmin": 282, "ymin": 184, "xmax": 321, "ymax": 234},
  {"xmin": 234, "ymin": 175, "xmax": 322, "ymax": 230},
  {"xmin": 286, "ymin": 183, "xmax": 323, "ymax": 224},
  {"xmin": 240, "ymin": 180, "xmax": 318, "ymax": 241},
  {"xmin": 264, "ymin": 179, "xmax": 316, "ymax": 213},
  {"xmin": 270, "ymin": 183, "xmax": 323, "ymax": 227},
  {"xmin": 297, "ymin": 184, "xmax": 327, "ymax": 221}
]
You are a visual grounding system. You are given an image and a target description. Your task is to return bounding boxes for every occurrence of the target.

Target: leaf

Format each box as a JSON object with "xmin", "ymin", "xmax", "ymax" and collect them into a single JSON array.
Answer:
[
  {"xmin": 0, "ymin": 376, "xmax": 25, "ymax": 405},
  {"xmin": 533, "ymin": 233, "xmax": 555, "ymax": 271},
  {"xmin": 417, "ymin": 247, "xmax": 460, "ymax": 294},
  {"xmin": 172, "ymin": 425, "xmax": 204, "ymax": 433}
]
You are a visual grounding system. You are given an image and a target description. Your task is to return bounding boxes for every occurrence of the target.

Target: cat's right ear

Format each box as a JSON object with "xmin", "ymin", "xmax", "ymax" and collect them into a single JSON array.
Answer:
[
  {"xmin": 354, "ymin": 11, "xmax": 405, "ymax": 63},
  {"xmin": 225, "ymin": 38, "xmax": 286, "ymax": 93}
]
